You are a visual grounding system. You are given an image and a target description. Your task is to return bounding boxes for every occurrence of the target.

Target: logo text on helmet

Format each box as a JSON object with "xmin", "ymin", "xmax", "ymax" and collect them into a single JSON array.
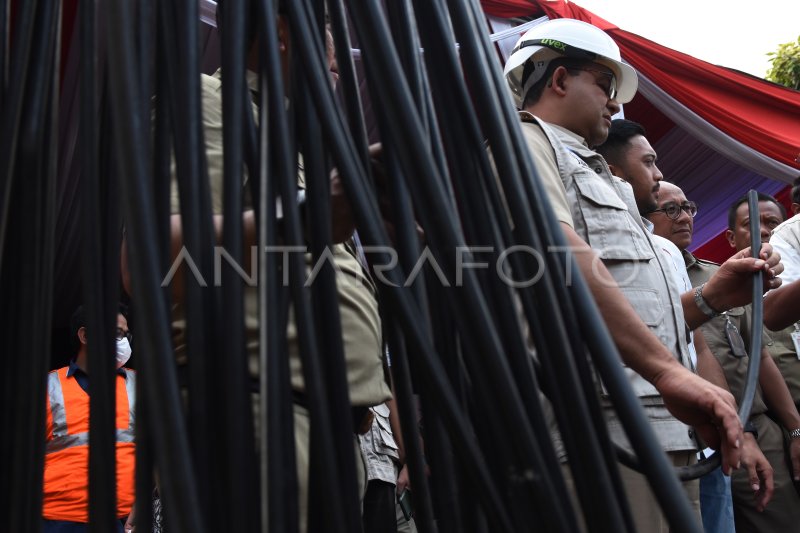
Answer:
[{"xmin": 539, "ymin": 39, "xmax": 566, "ymax": 52}]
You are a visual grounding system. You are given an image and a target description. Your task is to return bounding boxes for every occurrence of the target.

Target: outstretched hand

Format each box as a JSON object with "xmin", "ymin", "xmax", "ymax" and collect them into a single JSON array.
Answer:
[
  {"xmin": 652, "ymin": 367, "xmax": 743, "ymax": 475},
  {"xmin": 703, "ymin": 243, "xmax": 782, "ymax": 311},
  {"xmin": 740, "ymin": 432, "xmax": 774, "ymax": 512}
]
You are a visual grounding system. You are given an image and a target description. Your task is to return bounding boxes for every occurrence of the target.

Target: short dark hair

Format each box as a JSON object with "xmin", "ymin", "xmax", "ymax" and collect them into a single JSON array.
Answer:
[
  {"xmin": 727, "ymin": 192, "xmax": 786, "ymax": 230},
  {"xmin": 792, "ymin": 176, "xmax": 800, "ymax": 205},
  {"xmin": 521, "ymin": 57, "xmax": 594, "ymax": 108},
  {"xmin": 70, "ymin": 303, "xmax": 131, "ymax": 349},
  {"xmin": 595, "ymin": 119, "xmax": 647, "ymax": 166}
]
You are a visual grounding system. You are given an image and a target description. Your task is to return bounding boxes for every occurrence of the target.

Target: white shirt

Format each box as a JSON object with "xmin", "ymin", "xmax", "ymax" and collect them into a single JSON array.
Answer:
[
  {"xmin": 652, "ymin": 234, "xmax": 698, "ymax": 370},
  {"xmin": 771, "ymin": 232, "xmax": 800, "ymax": 285}
]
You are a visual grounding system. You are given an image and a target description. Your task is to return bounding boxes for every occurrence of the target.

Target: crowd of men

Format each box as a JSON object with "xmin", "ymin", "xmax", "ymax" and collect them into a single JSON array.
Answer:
[{"xmin": 43, "ymin": 6, "xmax": 800, "ymax": 533}]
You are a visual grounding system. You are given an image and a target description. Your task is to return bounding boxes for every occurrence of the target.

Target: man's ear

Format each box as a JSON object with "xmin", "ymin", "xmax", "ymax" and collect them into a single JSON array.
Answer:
[
  {"xmin": 77, "ymin": 327, "xmax": 87, "ymax": 346},
  {"xmin": 791, "ymin": 203, "xmax": 800, "ymax": 216},
  {"xmin": 607, "ymin": 163, "xmax": 620, "ymax": 178},
  {"xmin": 550, "ymin": 67, "xmax": 569, "ymax": 95},
  {"xmin": 725, "ymin": 229, "xmax": 736, "ymax": 248}
]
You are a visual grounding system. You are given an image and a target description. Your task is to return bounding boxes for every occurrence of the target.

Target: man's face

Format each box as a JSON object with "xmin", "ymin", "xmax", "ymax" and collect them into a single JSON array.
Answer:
[
  {"xmin": 726, "ymin": 200, "xmax": 785, "ymax": 252},
  {"xmin": 325, "ymin": 27, "xmax": 338, "ymax": 89},
  {"xmin": 561, "ymin": 62, "xmax": 621, "ymax": 148},
  {"xmin": 611, "ymin": 134, "xmax": 663, "ymax": 214},
  {"xmin": 647, "ymin": 183, "xmax": 693, "ymax": 250},
  {"xmin": 117, "ymin": 313, "xmax": 129, "ymax": 338}
]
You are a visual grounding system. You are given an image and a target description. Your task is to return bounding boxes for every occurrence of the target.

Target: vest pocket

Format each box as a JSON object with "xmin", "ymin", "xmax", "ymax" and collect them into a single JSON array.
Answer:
[{"xmin": 573, "ymin": 174, "xmax": 654, "ymax": 261}]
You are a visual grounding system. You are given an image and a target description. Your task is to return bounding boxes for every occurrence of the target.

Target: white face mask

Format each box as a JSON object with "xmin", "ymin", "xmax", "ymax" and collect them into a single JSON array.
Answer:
[{"xmin": 115, "ymin": 338, "xmax": 132, "ymax": 368}]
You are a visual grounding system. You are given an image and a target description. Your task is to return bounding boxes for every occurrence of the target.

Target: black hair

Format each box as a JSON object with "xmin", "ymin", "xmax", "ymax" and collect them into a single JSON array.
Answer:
[
  {"xmin": 521, "ymin": 57, "xmax": 593, "ymax": 108},
  {"xmin": 727, "ymin": 192, "xmax": 786, "ymax": 230},
  {"xmin": 792, "ymin": 176, "xmax": 800, "ymax": 205},
  {"xmin": 70, "ymin": 303, "xmax": 131, "ymax": 350},
  {"xmin": 595, "ymin": 119, "xmax": 647, "ymax": 166}
]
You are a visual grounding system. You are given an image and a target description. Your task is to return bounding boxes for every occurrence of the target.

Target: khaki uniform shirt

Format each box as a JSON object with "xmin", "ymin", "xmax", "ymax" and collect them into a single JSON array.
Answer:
[
  {"xmin": 684, "ymin": 252, "xmax": 768, "ymax": 415},
  {"xmin": 524, "ymin": 115, "xmax": 695, "ymax": 453},
  {"xmin": 765, "ymin": 325, "xmax": 800, "ymax": 408},
  {"xmin": 169, "ymin": 69, "xmax": 391, "ymax": 407}
]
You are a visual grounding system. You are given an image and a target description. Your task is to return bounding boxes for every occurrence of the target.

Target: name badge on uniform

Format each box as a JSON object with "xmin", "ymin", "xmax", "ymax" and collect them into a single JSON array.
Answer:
[
  {"xmin": 724, "ymin": 316, "xmax": 747, "ymax": 358},
  {"xmin": 792, "ymin": 323, "xmax": 800, "ymax": 360}
]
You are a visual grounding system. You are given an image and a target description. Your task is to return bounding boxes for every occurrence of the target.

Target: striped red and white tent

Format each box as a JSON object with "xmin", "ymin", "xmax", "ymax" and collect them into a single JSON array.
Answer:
[{"xmin": 482, "ymin": 0, "xmax": 800, "ymax": 262}]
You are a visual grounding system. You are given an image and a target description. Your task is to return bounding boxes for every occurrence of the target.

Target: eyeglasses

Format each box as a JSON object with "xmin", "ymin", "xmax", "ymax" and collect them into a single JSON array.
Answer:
[
  {"xmin": 569, "ymin": 67, "xmax": 618, "ymax": 100},
  {"xmin": 649, "ymin": 201, "xmax": 698, "ymax": 220},
  {"xmin": 116, "ymin": 328, "xmax": 133, "ymax": 342}
]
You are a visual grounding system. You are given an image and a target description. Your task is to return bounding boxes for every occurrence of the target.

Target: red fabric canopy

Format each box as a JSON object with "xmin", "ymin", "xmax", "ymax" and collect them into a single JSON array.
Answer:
[{"xmin": 480, "ymin": 0, "xmax": 540, "ymax": 19}]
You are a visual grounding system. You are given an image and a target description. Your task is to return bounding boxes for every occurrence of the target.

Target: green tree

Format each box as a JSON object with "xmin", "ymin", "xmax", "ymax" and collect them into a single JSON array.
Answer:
[{"xmin": 766, "ymin": 36, "xmax": 800, "ymax": 90}]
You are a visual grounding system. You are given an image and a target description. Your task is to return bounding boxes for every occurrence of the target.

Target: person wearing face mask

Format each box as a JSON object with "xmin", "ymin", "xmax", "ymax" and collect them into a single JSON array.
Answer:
[{"xmin": 42, "ymin": 305, "xmax": 136, "ymax": 532}]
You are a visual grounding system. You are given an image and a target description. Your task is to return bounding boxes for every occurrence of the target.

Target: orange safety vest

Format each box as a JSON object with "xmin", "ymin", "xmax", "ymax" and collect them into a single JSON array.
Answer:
[{"xmin": 43, "ymin": 366, "xmax": 136, "ymax": 522}]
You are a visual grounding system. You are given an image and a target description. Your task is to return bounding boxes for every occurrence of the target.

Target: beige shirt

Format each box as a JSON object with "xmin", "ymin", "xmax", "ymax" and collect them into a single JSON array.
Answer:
[
  {"xmin": 169, "ymin": 69, "xmax": 391, "ymax": 407},
  {"xmin": 517, "ymin": 119, "xmax": 574, "ymax": 228}
]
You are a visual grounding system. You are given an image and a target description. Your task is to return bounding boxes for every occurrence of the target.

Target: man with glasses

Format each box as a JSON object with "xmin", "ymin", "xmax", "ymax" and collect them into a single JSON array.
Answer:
[
  {"xmin": 42, "ymin": 305, "xmax": 136, "ymax": 532},
  {"xmin": 503, "ymin": 19, "xmax": 782, "ymax": 532},
  {"xmin": 649, "ymin": 184, "xmax": 800, "ymax": 532}
]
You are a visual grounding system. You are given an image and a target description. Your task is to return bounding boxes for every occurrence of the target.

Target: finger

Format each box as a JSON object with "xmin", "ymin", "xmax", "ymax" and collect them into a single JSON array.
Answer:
[
  {"xmin": 756, "ymin": 466, "xmax": 774, "ymax": 511},
  {"xmin": 716, "ymin": 410, "xmax": 743, "ymax": 475},
  {"xmin": 766, "ymin": 277, "xmax": 783, "ymax": 290},
  {"xmin": 746, "ymin": 460, "xmax": 760, "ymax": 493}
]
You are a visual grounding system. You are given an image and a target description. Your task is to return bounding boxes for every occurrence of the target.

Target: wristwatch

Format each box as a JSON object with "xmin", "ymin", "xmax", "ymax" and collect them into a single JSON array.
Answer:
[
  {"xmin": 790, "ymin": 428, "xmax": 800, "ymax": 439},
  {"xmin": 694, "ymin": 283, "xmax": 721, "ymax": 318}
]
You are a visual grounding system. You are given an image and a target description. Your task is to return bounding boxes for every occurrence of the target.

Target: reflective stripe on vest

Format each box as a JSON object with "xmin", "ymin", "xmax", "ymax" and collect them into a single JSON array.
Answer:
[
  {"xmin": 46, "ymin": 368, "xmax": 136, "ymax": 455},
  {"xmin": 47, "ymin": 371, "xmax": 68, "ymax": 438}
]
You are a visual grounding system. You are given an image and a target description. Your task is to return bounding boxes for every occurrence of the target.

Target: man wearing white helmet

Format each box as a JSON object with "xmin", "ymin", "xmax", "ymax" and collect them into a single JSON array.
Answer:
[{"xmin": 502, "ymin": 18, "xmax": 783, "ymax": 532}]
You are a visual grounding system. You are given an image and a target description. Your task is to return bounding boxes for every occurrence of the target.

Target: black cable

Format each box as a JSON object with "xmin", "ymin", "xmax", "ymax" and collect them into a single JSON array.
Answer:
[
  {"xmin": 275, "ymin": 5, "xmax": 351, "ymax": 531},
  {"xmin": 289, "ymin": 3, "xmax": 515, "ymax": 526},
  {"xmin": 741, "ymin": 190, "xmax": 764, "ymax": 422},
  {"xmin": 254, "ymin": 1, "xmax": 300, "ymax": 531},
  {"xmin": 105, "ymin": 1, "xmax": 204, "ymax": 530},
  {"xmin": 296, "ymin": 79, "xmax": 363, "ymax": 533},
  {"xmin": 0, "ymin": 0, "xmax": 39, "ymax": 270},
  {"xmin": 413, "ymin": 2, "xmax": 625, "ymax": 530},
  {"xmin": 130, "ymin": 3, "xmax": 155, "ymax": 531},
  {"xmin": 6, "ymin": 1, "xmax": 59, "ymax": 531},
  {"xmin": 0, "ymin": 0, "xmax": 7, "ymax": 97},
  {"xmin": 78, "ymin": 2, "xmax": 121, "ymax": 530},
  {"xmin": 154, "ymin": 3, "xmax": 220, "ymax": 528},
  {"xmin": 327, "ymin": 0, "xmax": 371, "ymax": 172},
  {"xmin": 217, "ymin": 1, "xmax": 260, "ymax": 529}
]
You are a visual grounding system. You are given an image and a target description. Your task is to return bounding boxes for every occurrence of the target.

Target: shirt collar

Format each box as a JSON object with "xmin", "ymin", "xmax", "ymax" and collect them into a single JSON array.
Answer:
[
  {"xmin": 211, "ymin": 68, "xmax": 260, "ymax": 99},
  {"xmin": 67, "ymin": 358, "xmax": 84, "ymax": 378},
  {"xmin": 66, "ymin": 358, "xmax": 127, "ymax": 378},
  {"xmin": 682, "ymin": 249, "xmax": 698, "ymax": 268},
  {"xmin": 518, "ymin": 111, "xmax": 590, "ymax": 148}
]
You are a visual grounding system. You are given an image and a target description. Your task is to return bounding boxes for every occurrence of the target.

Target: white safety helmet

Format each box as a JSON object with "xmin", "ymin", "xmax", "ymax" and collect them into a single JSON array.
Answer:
[{"xmin": 503, "ymin": 18, "xmax": 637, "ymax": 108}]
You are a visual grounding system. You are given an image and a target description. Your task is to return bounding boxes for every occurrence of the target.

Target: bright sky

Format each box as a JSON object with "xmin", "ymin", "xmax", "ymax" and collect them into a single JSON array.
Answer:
[{"xmin": 571, "ymin": 0, "xmax": 800, "ymax": 78}]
